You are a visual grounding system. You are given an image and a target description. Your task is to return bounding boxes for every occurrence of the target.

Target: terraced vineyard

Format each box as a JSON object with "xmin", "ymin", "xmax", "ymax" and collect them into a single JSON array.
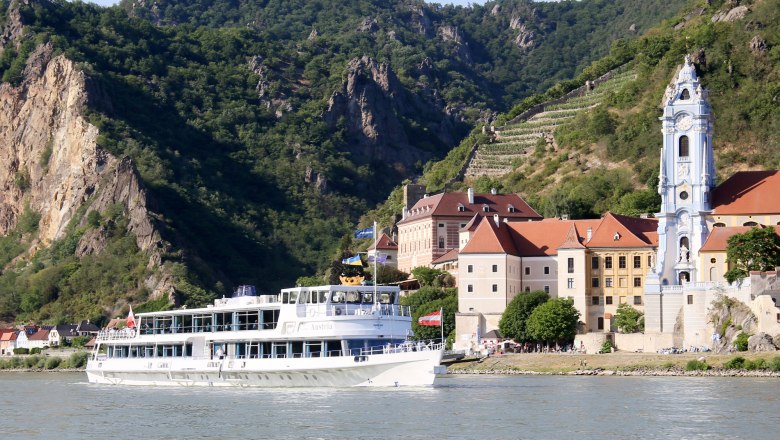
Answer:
[{"xmin": 466, "ymin": 68, "xmax": 638, "ymax": 177}]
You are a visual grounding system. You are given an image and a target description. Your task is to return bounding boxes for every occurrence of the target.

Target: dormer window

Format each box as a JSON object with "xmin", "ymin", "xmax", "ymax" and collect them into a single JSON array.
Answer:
[
  {"xmin": 680, "ymin": 89, "xmax": 690, "ymax": 100},
  {"xmin": 613, "ymin": 232, "xmax": 621, "ymax": 241},
  {"xmin": 482, "ymin": 205, "xmax": 490, "ymax": 212},
  {"xmin": 507, "ymin": 204, "xmax": 516, "ymax": 213},
  {"xmin": 457, "ymin": 203, "xmax": 465, "ymax": 212}
]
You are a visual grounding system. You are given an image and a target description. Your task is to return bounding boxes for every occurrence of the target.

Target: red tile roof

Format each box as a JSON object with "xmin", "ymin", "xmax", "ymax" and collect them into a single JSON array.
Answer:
[
  {"xmin": 398, "ymin": 191, "xmax": 541, "ymax": 225},
  {"xmin": 586, "ymin": 212, "xmax": 658, "ymax": 248},
  {"xmin": 700, "ymin": 225, "xmax": 780, "ymax": 252},
  {"xmin": 368, "ymin": 233, "xmax": 398, "ymax": 251},
  {"xmin": 29, "ymin": 329, "xmax": 50, "ymax": 341},
  {"xmin": 460, "ymin": 218, "xmax": 518, "ymax": 254},
  {"xmin": 460, "ymin": 213, "xmax": 657, "ymax": 257},
  {"xmin": 432, "ymin": 248, "xmax": 459, "ymax": 264},
  {"xmin": 0, "ymin": 331, "xmax": 17, "ymax": 342},
  {"xmin": 712, "ymin": 171, "xmax": 780, "ymax": 215}
]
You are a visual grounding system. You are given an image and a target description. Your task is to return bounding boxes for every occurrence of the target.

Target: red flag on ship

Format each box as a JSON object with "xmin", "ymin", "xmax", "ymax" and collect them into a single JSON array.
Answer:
[
  {"xmin": 126, "ymin": 305, "xmax": 136, "ymax": 329},
  {"xmin": 417, "ymin": 309, "xmax": 442, "ymax": 327}
]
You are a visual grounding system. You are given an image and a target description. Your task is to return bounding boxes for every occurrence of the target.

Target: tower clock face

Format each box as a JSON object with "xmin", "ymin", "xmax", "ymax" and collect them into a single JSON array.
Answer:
[{"xmin": 675, "ymin": 114, "xmax": 693, "ymax": 131}]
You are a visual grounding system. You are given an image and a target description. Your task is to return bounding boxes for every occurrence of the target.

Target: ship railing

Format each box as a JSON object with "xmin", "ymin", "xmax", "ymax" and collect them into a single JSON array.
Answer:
[
  {"xmin": 328, "ymin": 304, "xmax": 411, "ymax": 317},
  {"xmin": 96, "ymin": 329, "xmax": 137, "ymax": 341},
  {"xmin": 361, "ymin": 340, "xmax": 445, "ymax": 356}
]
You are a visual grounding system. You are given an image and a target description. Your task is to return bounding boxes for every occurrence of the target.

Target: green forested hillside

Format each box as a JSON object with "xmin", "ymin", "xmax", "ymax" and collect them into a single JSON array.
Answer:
[
  {"xmin": 0, "ymin": 0, "xmax": 690, "ymax": 323},
  {"xmin": 416, "ymin": 0, "xmax": 780, "ymax": 222}
]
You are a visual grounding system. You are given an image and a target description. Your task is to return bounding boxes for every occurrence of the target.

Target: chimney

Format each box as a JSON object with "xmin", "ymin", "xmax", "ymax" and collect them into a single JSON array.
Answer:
[
  {"xmin": 493, "ymin": 214, "xmax": 500, "ymax": 226},
  {"xmin": 491, "ymin": 188, "xmax": 497, "ymax": 195},
  {"xmin": 587, "ymin": 227, "xmax": 592, "ymax": 241},
  {"xmin": 468, "ymin": 188, "xmax": 474, "ymax": 204},
  {"xmin": 640, "ymin": 213, "xmax": 649, "ymax": 219},
  {"xmin": 561, "ymin": 214, "xmax": 569, "ymax": 221}
]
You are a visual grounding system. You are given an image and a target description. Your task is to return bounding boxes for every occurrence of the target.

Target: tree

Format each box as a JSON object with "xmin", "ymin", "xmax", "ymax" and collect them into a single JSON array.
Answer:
[
  {"xmin": 403, "ymin": 286, "xmax": 458, "ymax": 343},
  {"xmin": 526, "ymin": 298, "xmax": 580, "ymax": 346},
  {"xmin": 613, "ymin": 303, "xmax": 644, "ymax": 333},
  {"xmin": 499, "ymin": 291, "xmax": 549, "ymax": 342},
  {"xmin": 724, "ymin": 227, "xmax": 780, "ymax": 283},
  {"xmin": 411, "ymin": 267, "xmax": 454, "ymax": 288}
]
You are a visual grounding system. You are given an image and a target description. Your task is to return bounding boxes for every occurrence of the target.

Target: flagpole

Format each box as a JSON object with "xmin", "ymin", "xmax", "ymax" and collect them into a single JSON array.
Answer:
[
  {"xmin": 440, "ymin": 307, "xmax": 444, "ymax": 347},
  {"xmin": 373, "ymin": 220, "xmax": 377, "ymax": 301}
]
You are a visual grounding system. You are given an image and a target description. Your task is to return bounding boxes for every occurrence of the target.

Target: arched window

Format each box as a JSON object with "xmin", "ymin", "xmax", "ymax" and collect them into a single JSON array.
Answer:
[
  {"xmin": 680, "ymin": 89, "xmax": 690, "ymax": 100},
  {"xmin": 713, "ymin": 222, "xmax": 725, "ymax": 228},
  {"xmin": 680, "ymin": 236, "xmax": 689, "ymax": 248},
  {"xmin": 743, "ymin": 221, "xmax": 758, "ymax": 227},
  {"xmin": 679, "ymin": 271, "xmax": 690, "ymax": 283},
  {"xmin": 679, "ymin": 136, "xmax": 689, "ymax": 158}
]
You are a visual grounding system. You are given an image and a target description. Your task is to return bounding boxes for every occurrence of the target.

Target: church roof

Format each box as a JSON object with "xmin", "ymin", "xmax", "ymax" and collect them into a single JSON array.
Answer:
[
  {"xmin": 700, "ymin": 225, "xmax": 780, "ymax": 252},
  {"xmin": 397, "ymin": 191, "xmax": 541, "ymax": 225},
  {"xmin": 558, "ymin": 224, "xmax": 586, "ymax": 249},
  {"xmin": 711, "ymin": 171, "xmax": 780, "ymax": 215}
]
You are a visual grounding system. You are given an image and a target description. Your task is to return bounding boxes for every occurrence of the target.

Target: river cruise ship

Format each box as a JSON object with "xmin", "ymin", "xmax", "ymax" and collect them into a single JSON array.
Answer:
[{"xmin": 86, "ymin": 284, "xmax": 444, "ymax": 387}]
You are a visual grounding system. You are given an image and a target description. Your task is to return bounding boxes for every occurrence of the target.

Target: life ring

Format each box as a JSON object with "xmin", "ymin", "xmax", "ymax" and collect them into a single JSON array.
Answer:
[{"xmin": 335, "ymin": 308, "xmax": 343, "ymax": 316}]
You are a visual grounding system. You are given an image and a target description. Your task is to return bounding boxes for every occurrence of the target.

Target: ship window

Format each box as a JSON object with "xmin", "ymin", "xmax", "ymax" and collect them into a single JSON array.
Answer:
[
  {"xmin": 299, "ymin": 290, "xmax": 311, "ymax": 304},
  {"xmin": 379, "ymin": 292, "xmax": 396, "ymax": 304},
  {"xmin": 262, "ymin": 309, "xmax": 279, "ymax": 329},
  {"xmin": 236, "ymin": 311, "xmax": 259, "ymax": 330},
  {"xmin": 345, "ymin": 291, "xmax": 360, "ymax": 304},
  {"xmin": 331, "ymin": 291, "xmax": 345, "ymax": 303},
  {"xmin": 305, "ymin": 341, "xmax": 323, "ymax": 358},
  {"xmin": 361, "ymin": 292, "xmax": 374, "ymax": 303},
  {"xmin": 272, "ymin": 342, "xmax": 287, "ymax": 358}
]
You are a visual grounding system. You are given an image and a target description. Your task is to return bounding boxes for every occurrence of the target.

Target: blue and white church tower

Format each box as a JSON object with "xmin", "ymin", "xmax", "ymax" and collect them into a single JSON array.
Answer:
[
  {"xmin": 653, "ymin": 55, "xmax": 715, "ymax": 285},
  {"xmin": 645, "ymin": 56, "xmax": 715, "ymax": 332}
]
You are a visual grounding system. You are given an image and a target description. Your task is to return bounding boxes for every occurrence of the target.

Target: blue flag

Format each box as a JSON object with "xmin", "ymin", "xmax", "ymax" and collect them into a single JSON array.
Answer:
[
  {"xmin": 341, "ymin": 255, "xmax": 362, "ymax": 266},
  {"xmin": 368, "ymin": 254, "xmax": 387, "ymax": 264},
  {"xmin": 354, "ymin": 226, "xmax": 374, "ymax": 239}
]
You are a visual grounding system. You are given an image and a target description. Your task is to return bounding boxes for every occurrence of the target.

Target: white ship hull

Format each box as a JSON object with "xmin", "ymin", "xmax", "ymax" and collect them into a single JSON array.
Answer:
[{"xmin": 87, "ymin": 347, "xmax": 442, "ymax": 387}]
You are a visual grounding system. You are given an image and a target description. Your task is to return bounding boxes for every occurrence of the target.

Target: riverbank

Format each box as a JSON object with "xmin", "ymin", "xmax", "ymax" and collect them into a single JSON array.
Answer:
[{"xmin": 446, "ymin": 351, "xmax": 780, "ymax": 377}]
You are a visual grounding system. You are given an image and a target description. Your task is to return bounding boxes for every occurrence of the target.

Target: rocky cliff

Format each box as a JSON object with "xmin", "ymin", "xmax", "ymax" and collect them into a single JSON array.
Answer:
[{"xmin": 0, "ymin": 35, "xmax": 171, "ymax": 300}]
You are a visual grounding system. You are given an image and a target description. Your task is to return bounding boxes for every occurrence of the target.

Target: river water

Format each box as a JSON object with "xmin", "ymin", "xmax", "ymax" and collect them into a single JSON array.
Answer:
[{"xmin": 2, "ymin": 372, "xmax": 778, "ymax": 439}]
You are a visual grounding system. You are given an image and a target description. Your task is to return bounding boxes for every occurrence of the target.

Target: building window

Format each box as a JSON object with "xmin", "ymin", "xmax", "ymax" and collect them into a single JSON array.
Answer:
[
  {"xmin": 743, "ymin": 221, "xmax": 758, "ymax": 227},
  {"xmin": 482, "ymin": 205, "xmax": 490, "ymax": 212},
  {"xmin": 633, "ymin": 277, "xmax": 642, "ymax": 287},
  {"xmin": 633, "ymin": 256, "xmax": 641, "ymax": 269},
  {"xmin": 633, "ymin": 296, "xmax": 642, "ymax": 305},
  {"xmin": 687, "ymin": 294, "xmax": 693, "ymax": 305},
  {"xmin": 492, "ymin": 284, "xmax": 498, "ymax": 292},
  {"xmin": 525, "ymin": 267, "xmax": 530, "ymax": 276},
  {"xmin": 713, "ymin": 222, "xmax": 725, "ymax": 228},
  {"xmin": 567, "ymin": 258, "xmax": 574, "ymax": 273},
  {"xmin": 605, "ymin": 257, "xmax": 612, "ymax": 269},
  {"xmin": 619, "ymin": 277, "xmax": 627, "ymax": 287},
  {"xmin": 710, "ymin": 258, "xmax": 716, "ymax": 264},
  {"xmin": 605, "ymin": 277, "xmax": 613, "ymax": 288},
  {"xmin": 467, "ymin": 265, "xmax": 473, "ymax": 273},
  {"xmin": 438, "ymin": 237, "xmax": 444, "ymax": 248},
  {"xmin": 680, "ymin": 88, "xmax": 690, "ymax": 100},
  {"xmin": 460, "ymin": 223, "xmax": 466, "ymax": 228},
  {"xmin": 592, "ymin": 296, "xmax": 599, "ymax": 305},
  {"xmin": 525, "ymin": 286, "xmax": 530, "ymax": 293},
  {"xmin": 458, "ymin": 204, "xmax": 465, "ymax": 212},
  {"xmin": 591, "ymin": 256, "xmax": 599, "ymax": 270},
  {"xmin": 544, "ymin": 286, "xmax": 550, "ymax": 294},
  {"xmin": 647, "ymin": 255, "xmax": 652, "ymax": 267},
  {"xmin": 567, "ymin": 278, "xmax": 574, "ymax": 289},
  {"xmin": 597, "ymin": 317, "xmax": 604, "ymax": 330},
  {"xmin": 619, "ymin": 256, "xmax": 626, "ymax": 269},
  {"xmin": 592, "ymin": 278, "xmax": 599, "ymax": 288},
  {"xmin": 544, "ymin": 266, "xmax": 550, "ymax": 275},
  {"xmin": 679, "ymin": 135, "xmax": 689, "ymax": 157},
  {"xmin": 438, "ymin": 223, "xmax": 444, "ymax": 228},
  {"xmin": 606, "ymin": 296, "xmax": 613, "ymax": 305},
  {"xmin": 467, "ymin": 285, "xmax": 473, "ymax": 293},
  {"xmin": 492, "ymin": 264, "xmax": 498, "ymax": 273},
  {"xmin": 679, "ymin": 191, "xmax": 689, "ymax": 200}
]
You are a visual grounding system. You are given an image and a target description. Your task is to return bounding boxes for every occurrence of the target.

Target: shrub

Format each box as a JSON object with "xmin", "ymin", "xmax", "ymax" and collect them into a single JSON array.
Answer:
[
  {"xmin": 745, "ymin": 358, "xmax": 767, "ymax": 371},
  {"xmin": 734, "ymin": 332, "xmax": 750, "ymax": 352},
  {"xmin": 67, "ymin": 351, "xmax": 89, "ymax": 369},
  {"xmin": 686, "ymin": 359, "xmax": 709, "ymax": 371},
  {"xmin": 600, "ymin": 340, "xmax": 614, "ymax": 354},
  {"xmin": 30, "ymin": 347, "xmax": 42, "ymax": 354},
  {"xmin": 45, "ymin": 356, "xmax": 62, "ymax": 370},
  {"xmin": 24, "ymin": 355, "xmax": 42, "ymax": 369},
  {"xmin": 724, "ymin": 356, "xmax": 746, "ymax": 369},
  {"xmin": 13, "ymin": 348, "xmax": 29, "ymax": 355},
  {"xmin": 768, "ymin": 357, "xmax": 780, "ymax": 372}
]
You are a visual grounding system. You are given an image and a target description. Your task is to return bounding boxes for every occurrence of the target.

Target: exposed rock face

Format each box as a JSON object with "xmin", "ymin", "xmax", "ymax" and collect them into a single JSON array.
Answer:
[
  {"xmin": 248, "ymin": 55, "xmax": 291, "ymax": 118},
  {"xmin": 514, "ymin": 23, "xmax": 535, "ymax": 49},
  {"xmin": 709, "ymin": 296, "xmax": 758, "ymax": 353},
  {"xmin": 748, "ymin": 332, "xmax": 778, "ymax": 352},
  {"xmin": 437, "ymin": 26, "xmax": 471, "ymax": 61},
  {"xmin": 711, "ymin": 6, "xmax": 749, "ymax": 23},
  {"xmin": 0, "ymin": 44, "xmax": 105, "ymax": 243},
  {"xmin": 323, "ymin": 56, "xmax": 456, "ymax": 170},
  {"xmin": 749, "ymin": 35, "xmax": 768, "ymax": 54},
  {"xmin": 409, "ymin": 4, "xmax": 433, "ymax": 37},
  {"xmin": 358, "ymin": 17, "xmax": 378, "ymax": 33},
  {"xmin": 0, "ymin": 40, "xmax": 170, "ymax": 299}
]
